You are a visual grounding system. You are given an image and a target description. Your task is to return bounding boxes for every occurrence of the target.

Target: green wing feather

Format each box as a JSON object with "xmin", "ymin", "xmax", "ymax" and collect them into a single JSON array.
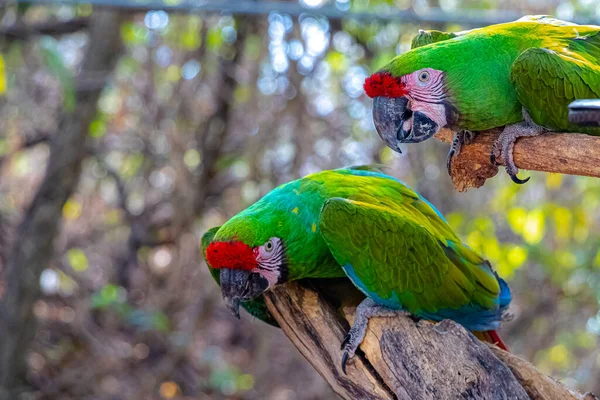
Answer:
[
  {"xmin": 202, "ymin": 227, "xmax": 279, "ymax": 327},
  {"xmin": 319, "ymin": 198, "xmax": 501, "ymax": 316},
  {"xmin": 411, "ymin": 29, "xmax": 458, "ymax": 49},
  {"xmin": 511, "ymin": 32, "xmax": 600, "ymax": 134}
]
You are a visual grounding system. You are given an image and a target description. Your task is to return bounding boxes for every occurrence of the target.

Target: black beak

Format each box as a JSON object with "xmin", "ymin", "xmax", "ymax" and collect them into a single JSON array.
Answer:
[
  {"xmin": 373, "ymin": 96, "xmax": 440, "ymax": 150},
  {"xmin": 220, "ymin": 269, "xmax": 269, "ymax": 319},
  {"xmin": 405, "ymin": 111, "xmax": 439, "ymax": 143},
  {"xmin": 373, "ymin": 96, "xmax": 411, "ymax": 153}
]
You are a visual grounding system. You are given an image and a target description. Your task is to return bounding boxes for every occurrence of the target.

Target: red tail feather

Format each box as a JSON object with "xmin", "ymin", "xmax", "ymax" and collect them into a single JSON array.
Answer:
[{"xmin": 474, "ymin": 330, "xmax": 509, "ymax": 352}]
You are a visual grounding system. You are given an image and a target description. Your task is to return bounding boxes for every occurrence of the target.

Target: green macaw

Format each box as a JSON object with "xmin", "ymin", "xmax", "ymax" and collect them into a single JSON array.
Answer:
[
  {"xmin": 364, "ymin": 15, "xmax": 600, "ymax": 183},
  {"xmin": 202, "ymin": 167, "xmax": 512, "ymax": 373}
]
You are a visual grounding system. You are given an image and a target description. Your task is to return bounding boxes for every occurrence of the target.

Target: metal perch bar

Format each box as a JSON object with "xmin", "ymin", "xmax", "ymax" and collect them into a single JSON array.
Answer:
[
  {"xmin": 15, "ymin": 0, "xmax": 600, "ymax": 27},
  {"xmin": 569, "ymin": 100, "xmax": 600, "ymax": 127}
]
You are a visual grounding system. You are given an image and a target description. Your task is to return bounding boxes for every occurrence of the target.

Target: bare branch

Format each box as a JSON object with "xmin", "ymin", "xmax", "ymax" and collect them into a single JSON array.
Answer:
[
  {"xmin": 434, "ymin": 128, "xmax": 600, "ymax": 192},
  {"xmin": 0, "ymin": 17, "xmax": 90, "ymax": 40},
  {"xmin": 263, "ymin": 281, "xmax": 595, "ymax": 400},
  {"xmin": 0, "ymin": 133, "xmax": 50, "ymax": 167},
  {"xmin": 95, "ymin": 158, "xmax": 130, "ymax": 215},
  {"xmin": 489, "ymin": 346, "xmax": 594, "ymax": 400}
]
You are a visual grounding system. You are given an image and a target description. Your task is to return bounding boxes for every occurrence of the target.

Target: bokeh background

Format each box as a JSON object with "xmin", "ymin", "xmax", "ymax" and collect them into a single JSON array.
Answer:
[{"xmin": 1, "ymin": 0, "xmax": 600, "ymax": 399}]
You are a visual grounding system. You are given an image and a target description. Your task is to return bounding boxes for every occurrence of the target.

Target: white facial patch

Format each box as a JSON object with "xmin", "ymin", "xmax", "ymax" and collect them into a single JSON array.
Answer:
[
  {"xmin": 410, "ymin": 101, "xmax": 447, "ymax": 129},
  {"xmin": 254, "ymin": 237, "xmax": 285, "ymax": 288}
]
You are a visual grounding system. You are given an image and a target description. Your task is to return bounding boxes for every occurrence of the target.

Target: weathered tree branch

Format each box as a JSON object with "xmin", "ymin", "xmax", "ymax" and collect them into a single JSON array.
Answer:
[
  {"xmin": 0, "ymin": 17, "xmax": 90, "ymax": 40},
  {"xmin": 0, "ymin": 132, "xmax": 50, "ymax": 168},
  {"xmin": 264, "ymin": 280, "xmax": 596, "ymax": 400},
  {"xmin": 0, "ymin": 10, "xmax": 125, "ymax": 398},
  {"xmin": 434, "ymin": 128, "xmax": 600, "ymax": 192}
]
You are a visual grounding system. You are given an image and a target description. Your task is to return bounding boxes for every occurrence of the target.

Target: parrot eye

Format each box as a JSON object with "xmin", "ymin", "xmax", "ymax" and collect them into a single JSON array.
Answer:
[
  {"xmin": 255, "ymin": 237, "xmax": 286, "ymax": 286},
  {"xmin": 418, "ymin": 71, "xmax": 430, "ymax": 83},
  {"xmin": 265, "ymin": 240, "xmax": 274, "ymax": 252},
  {"xmin": 259, "ymin": 237, "xmax": 283, "ymax": 258}
]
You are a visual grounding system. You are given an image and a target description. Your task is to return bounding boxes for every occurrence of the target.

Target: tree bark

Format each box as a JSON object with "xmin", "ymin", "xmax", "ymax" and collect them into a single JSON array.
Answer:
[
  {"xmin": 264, "ymin": 280, "xmax": 596, "ymax": 400},
  {"xmin": 434, "ymin": 128, "xmax": 600, "ymax": 192},
  {"xmin": 0, "ymin": 10, "xmax": 125, "ymax": 398}
]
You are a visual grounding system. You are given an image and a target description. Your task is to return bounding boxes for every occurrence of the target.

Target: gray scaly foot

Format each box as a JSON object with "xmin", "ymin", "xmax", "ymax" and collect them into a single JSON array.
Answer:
[
  {"xmin": 490, "ymin": 110, "xmax": 546, "ymax": 184},
  {"xmin": 341, "ymin": 298, "xmax": 410, "ymax": 374},
  {"xmin": 446, "ymin": 129, "xmax": 475, "ymax": 175}
]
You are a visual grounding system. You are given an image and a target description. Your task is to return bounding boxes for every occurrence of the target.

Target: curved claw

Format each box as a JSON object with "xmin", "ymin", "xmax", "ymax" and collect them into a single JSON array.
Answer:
[
  {"xmin": 490, "ymin": 152, "xmax": 499, "ymax": 166},
  {"xmin": 340, "ymin": 333, "xmax": 350, "ymax": 350},
  {"xmin": 510, "ymin": 174, "xmax": 530, "ymax": 185},
  {"xmin": 446, "ymin": 149, "xmax": 455, "ymax": 175},
  {"xmin": 341, "ymin": 351, "xmax": 349, "ymax": 375}
]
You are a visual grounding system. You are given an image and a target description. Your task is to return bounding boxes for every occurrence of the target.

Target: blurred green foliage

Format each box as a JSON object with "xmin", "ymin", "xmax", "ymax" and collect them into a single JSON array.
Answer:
[
  {"xmin": 91, "ymin": 283, "xmax": 171, "ymax": 332},
  {"xmin": 40, "ymin": 36, "xmax": 75, "ymax": 112}
]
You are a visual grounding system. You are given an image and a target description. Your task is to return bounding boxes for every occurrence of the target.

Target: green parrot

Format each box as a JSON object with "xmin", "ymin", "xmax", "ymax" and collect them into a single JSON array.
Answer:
[
  {"xmin": 202, "ymin": 167, "xmax": 512, "ymax": 373},
  {"xmin": 364, "ymin": 15, "xmax": 600, "ymax": 184}
]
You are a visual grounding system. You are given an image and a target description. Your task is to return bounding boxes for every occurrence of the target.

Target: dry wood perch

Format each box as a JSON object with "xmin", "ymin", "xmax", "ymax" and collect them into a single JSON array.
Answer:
[
  {"xmin": 263, "ymin": 280, "xmax": 596, "ymax": 400},
  {"xmin": 433, "ymin": 128, "xmax": 600, "ymax": 192}
]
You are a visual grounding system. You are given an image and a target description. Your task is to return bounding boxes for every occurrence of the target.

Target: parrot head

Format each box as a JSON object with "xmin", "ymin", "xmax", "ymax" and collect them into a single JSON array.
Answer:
[
  {"xmin": 205, "ymin": 222, "xmax": 287, "ymax": 319},
  {"xmin": 364, "ymin": 67, "xmax": 450, "ymax": 152}
]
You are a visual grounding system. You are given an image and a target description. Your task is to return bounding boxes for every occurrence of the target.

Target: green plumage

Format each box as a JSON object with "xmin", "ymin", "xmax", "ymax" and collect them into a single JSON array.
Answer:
[
  {"xmin": 384, "ymin": 15, "xmax": 600, "ymax": 133},
  {"xmin": 319, "ymin": 198, "xmax": 500, "ymax": 316},
  {"xmin": 202, "ymin": 167, "xmax": 509, "ymax": 330},
  {"xmin": 411, "ymin": 29, "xmax": 458, "ymax": 49}
]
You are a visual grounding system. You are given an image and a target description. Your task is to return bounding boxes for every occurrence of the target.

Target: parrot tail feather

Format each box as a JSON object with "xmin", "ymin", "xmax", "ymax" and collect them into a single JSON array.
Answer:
[{"xmin": 473, "ymin": 330, "xmax": 509, "ymax": 352}]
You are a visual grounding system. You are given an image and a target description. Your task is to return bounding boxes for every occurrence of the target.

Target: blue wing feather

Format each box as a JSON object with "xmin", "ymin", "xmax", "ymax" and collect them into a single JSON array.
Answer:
[{"xmin": 420, "ymin": 276, "xmax": 511, "ymax": 331}]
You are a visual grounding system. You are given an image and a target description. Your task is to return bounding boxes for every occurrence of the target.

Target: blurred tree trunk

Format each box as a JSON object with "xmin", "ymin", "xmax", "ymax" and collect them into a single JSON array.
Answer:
[
  {"xmin": 192, "ymin": 18, "xmax": 253, "ymax": 215},
  {"xmin": 0, "ymin": 10, "xmax": 125, "ymax": 398}
]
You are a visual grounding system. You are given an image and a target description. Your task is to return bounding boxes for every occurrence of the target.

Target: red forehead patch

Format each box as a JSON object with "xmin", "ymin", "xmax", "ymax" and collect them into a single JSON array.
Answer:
[
  {"xmin": 206, "ymin": 241, "xmax": 257, "ymax": 271},
  {"xmin": 363, "ymin": 72, "xmax": 407, "ymax": 98}
]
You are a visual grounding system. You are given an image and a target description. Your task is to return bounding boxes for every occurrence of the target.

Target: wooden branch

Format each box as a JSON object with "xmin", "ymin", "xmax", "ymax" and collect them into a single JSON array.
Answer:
[
  {"xmin": 489, "ymin": 347, "xmax": 597, "ymax": 400},
  {"xmin": 434, "ymin": 128, "xmax": 600, "ymax": 192},
  {"xmin": 264, "ymin": 280, "xmax": 596, "ymax": 400},
  {"xmin": 0, "ymin": 17, "xmax": 90, "ymax": 40}
]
